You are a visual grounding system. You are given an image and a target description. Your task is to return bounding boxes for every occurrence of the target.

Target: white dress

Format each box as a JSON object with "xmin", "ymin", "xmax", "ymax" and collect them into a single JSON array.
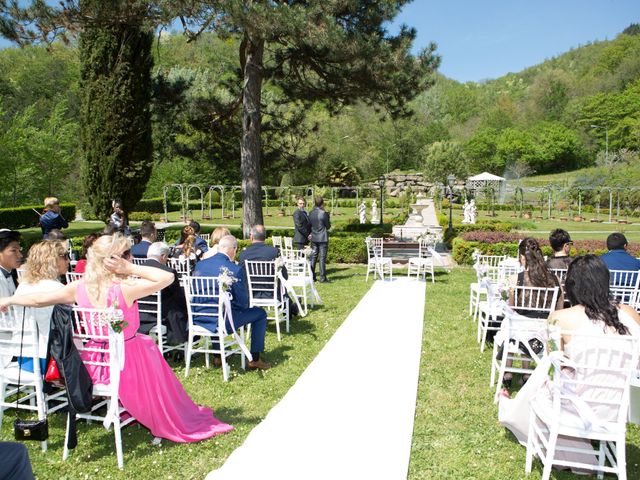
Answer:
[
  {"xmin": 498, "ymin": 309, "xmax": 639, "ymax": 469},
  {"xmin": 13, "ymin": 279, "xmax": 64, "ymax": 360}
]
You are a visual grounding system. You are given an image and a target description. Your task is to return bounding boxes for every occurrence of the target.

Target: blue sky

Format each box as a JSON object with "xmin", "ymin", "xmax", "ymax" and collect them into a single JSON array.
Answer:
[
  {"xmin": 2, "ymin": 1, "xmax": 639, "ymax": 83},
  {"xmin": 390, "ymin": 0, "xmax": 640, "ymax": 82}
]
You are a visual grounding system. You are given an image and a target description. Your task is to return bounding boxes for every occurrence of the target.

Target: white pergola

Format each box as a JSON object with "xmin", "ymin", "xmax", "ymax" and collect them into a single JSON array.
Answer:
[{"xmin": 466, "ymin": 172, "xmax": 506, "ymax": 192}]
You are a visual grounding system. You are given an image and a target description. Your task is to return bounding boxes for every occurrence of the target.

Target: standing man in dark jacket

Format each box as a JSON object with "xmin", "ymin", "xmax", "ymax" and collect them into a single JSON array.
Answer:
[
  {"xmin": 293, "ymin": 197, "xmax": 311, "ymax": 250},
  {"xmin": 309, "ymin": 196, "xmax": 331, "ymax": 283},
  {"xmin": 40, "ymin": 197, "xmax": 69, "ymax": 238}
]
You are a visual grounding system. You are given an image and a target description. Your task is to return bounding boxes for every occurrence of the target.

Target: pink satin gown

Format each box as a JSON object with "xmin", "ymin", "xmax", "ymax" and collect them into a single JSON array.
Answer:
[{"xmin": 77, "ymin": 280, "xmax": 233, "ymax": 442}]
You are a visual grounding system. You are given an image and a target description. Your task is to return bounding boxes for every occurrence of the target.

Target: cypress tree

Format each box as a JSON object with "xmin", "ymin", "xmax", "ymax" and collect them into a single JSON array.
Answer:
[{"xmin": 79, "ymin": 2, "xmax": 154, "ymax": 221}]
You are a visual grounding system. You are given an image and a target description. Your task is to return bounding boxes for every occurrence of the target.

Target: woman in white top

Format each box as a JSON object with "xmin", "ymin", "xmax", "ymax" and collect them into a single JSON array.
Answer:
[
  {"xmin": 499, "ymin": 254, "xmax": 640, "ymax": 472},
  {"xmin": 14, "ymin": 240, "xmax": 70, "ymax": 372}
]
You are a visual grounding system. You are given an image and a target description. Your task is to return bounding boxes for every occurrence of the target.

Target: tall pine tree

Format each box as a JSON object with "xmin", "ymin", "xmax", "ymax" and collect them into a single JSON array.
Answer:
[
  {"xmin": 79, "ymin": 2, "xmax": 154, "ymax": 220},
  {"xmin": 1, "ymin": 0, "xmax": 155, "ymax": 220},
  {"xmin": 173, "ymin": 0, "xmax": 439, "ymax": 236}
]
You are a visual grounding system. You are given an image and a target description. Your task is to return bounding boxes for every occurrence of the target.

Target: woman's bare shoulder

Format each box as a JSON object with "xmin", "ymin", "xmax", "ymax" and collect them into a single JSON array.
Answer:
[
  {"xmin": 549, "ymin": 305, "xmax": 584, "ymax": 328},
  {"xmin": 619, "ymin": 304, "xmax": 640, "ymax": 326}
]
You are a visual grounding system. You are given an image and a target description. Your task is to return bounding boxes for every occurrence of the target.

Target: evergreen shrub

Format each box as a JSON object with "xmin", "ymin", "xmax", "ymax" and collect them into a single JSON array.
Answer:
[{"xmin": 0, "ymin": 204, "xmax": 76, "ymax": 229}]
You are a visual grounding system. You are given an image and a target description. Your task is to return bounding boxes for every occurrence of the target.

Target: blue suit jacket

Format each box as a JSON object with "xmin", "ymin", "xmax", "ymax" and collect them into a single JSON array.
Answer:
[
  {"xmin": 238, "ymin": 242, "xmax": 279, "ymax": 264},
  {"xmin": 192, "ymin": 253, "xmax": 249, "ymax": 333},
  {"xmin": 131, "ymin": 240, "xmax": 151, "ymax": 258},
  {"xmin": 40, "ymin": 210, "xmax": 69, "ymax": 236},
  {"xmin": 600, "ymin": 250, "xmax": 640, "ymax": 272}
]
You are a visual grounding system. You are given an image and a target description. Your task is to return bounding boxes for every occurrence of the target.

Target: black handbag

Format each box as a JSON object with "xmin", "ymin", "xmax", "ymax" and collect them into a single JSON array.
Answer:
[
  {"xmin": 14, "ymin": 418, "xmax": 49, "ymax": 441},
  {"xmin": 13, "ymin": 306, "xmax": 49, "ymax": 442}
]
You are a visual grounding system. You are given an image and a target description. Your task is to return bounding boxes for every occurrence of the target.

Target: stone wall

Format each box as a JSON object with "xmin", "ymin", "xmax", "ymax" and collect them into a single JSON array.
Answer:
[{"xmin": 364, "ymin": 173, "xmax": 467, "ymax": 197}]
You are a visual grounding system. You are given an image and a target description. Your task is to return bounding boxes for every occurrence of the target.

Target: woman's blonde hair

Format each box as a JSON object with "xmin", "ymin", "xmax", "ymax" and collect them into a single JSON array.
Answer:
[
  {"xmin": 23, "ymin": 241, "xmax": 66, "ymax": 284},
  {"xmin": 210, "ymin": 227, "xmax": 230, "ymax": 248},
  {"xmin": 84, "ymin": 233, "xmax": 129, "ymax": 301},
  {"xmin": 44, "ymin": 197, "xmax": 59, "ymax": 209}
]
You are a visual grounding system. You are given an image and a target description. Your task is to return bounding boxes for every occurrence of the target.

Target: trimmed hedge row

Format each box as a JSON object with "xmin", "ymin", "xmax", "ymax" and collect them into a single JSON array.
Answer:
[{"xmin": 0, "ymin": 204, "xmax": 77, "ymax": 230}]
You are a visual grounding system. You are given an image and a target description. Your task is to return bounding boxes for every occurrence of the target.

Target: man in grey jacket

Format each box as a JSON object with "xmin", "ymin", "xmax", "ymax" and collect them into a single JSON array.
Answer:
[{"xmin": 309, "ymin": 196, "xmax": 331, "ymax": 283}]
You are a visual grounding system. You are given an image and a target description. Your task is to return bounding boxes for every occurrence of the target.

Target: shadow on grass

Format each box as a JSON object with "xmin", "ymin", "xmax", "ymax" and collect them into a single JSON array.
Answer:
[
  {"xmin": 501, "ymin": 421, "xmax": 640, "ymax": 478},
  {"xmin": 214, "ymin": 406, "xmax": 261, "ymax": 426}
]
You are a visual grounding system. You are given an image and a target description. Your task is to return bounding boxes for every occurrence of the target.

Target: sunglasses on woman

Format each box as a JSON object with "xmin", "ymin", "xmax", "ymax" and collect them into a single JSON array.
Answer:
[{"xmin": 120, "ymin": 249, "xmax": 131, "ymax": 259}]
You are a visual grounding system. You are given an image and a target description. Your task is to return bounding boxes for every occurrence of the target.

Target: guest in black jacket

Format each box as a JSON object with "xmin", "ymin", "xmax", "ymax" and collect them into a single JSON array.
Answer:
[
  {"xmin": 293, "ymin": 197, "xmax": 311, "ymax": 250},
  {"xmin": 238, "ymin": 225, "xmax": 297, "ymax": 315},
  {"xmin": 309, "ymin": 196, "xmax": 331, "ymax": 282},
  {"xmin": 138, "ymin": 242, "xmax": 188, "ymax": 344}
]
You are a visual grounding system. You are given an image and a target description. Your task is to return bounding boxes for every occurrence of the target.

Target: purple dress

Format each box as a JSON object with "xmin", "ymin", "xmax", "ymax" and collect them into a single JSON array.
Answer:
[{"xmin": 77, "ymin": 281, "xmax": 233, "ymax": 442}]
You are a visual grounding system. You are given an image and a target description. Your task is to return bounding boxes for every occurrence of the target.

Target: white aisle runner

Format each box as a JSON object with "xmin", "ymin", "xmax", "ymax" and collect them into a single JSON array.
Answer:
[{"xmin": 206, "ymin": 278, "xmax": 426, "ymax": 480}]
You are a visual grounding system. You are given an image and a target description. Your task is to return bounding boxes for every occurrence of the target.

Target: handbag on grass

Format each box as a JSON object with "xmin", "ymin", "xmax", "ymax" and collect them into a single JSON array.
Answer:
[{"xmin": 13, "ymin": 306, "xmax": 49, "ymax": 442}]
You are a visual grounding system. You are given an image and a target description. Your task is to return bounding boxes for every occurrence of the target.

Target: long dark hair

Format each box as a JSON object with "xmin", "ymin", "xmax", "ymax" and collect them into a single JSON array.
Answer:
[
  {"xmin": 565, "ymin": 255, "xmax": 629, "ymax": 335},
  {"xmin": 518, "ymin": 237, "xmax": 557, "ymax": 287}
]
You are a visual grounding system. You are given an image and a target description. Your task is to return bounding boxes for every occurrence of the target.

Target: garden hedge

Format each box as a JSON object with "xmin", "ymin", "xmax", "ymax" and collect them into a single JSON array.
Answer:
[{"xmin": 0, "ymin": 203, "xmax": 77, "ymax": 230}]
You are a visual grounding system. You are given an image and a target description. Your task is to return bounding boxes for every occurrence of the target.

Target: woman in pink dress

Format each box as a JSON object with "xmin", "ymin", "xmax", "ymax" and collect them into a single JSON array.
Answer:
[{"xmin": 0, "ymin": 233, "xmax": 232, "ymax": 443}]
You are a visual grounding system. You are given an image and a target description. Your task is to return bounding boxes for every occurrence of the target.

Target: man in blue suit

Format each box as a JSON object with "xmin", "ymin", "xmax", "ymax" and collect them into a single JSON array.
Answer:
[
  {"xmin": 600, "ymin": 232, "xmax": 640, "ymax": 272},
  {"xmin": 239, "ymin": 225, "xmax": 279, "ymax": 264},
  {"xmin": 131, "ymin": 221, "xmax": 156, "ymax": 258},
  {"xmin": 193, "ymin": 235, "xmax": 270, "ymax": 370}
]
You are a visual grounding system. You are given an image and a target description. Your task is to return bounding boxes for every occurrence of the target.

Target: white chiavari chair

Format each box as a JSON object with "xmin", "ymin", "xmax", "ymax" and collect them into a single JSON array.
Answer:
[
  {"xmin": 365, "ymin": 237, "xmax": 392, "ymax": 281},
  {"xmin": 64, "ymin": 306, "xmax": 135, "ymax": 469},
  {"xmin": 183, "ymin": 275, "xmax": 250, "ymax": 381},
  {"xmin": 245, "ymin": 260, "xmax": 289, "ymax": 341}
]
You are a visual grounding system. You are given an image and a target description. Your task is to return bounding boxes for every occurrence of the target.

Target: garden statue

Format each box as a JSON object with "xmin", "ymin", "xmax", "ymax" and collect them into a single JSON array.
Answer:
[
  {"xmin": 462, "ymin": 199, "xmax": 471, "ymax": 223},
  {"xmin": 358, "ymin": 201, "xmax": 366, "ymax": 224},
  {"xmin": 371, "ymin": 200, "xmax": 379, "ymax": 224},
  {"xmin": 469, "ymin": 199, "xmax": 477, "ymax": 224}
]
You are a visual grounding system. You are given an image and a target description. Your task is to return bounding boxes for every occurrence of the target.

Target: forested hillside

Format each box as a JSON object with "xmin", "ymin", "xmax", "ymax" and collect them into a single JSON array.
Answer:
[{"xmin": 0, "ymin": 23, "xmax": 639, "ymax": 209}]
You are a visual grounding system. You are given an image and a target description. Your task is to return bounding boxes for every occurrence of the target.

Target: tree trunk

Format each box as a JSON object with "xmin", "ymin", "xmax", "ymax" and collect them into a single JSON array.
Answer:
[{"xmin": 240, "ymin": 34, "xmax": 265, "ymax": 239}]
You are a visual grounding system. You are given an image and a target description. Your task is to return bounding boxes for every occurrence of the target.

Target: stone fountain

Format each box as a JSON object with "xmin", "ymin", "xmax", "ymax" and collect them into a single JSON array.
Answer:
[{"xmin": 392, "ymin": 195, "xmax": 442, "ymax": 240}]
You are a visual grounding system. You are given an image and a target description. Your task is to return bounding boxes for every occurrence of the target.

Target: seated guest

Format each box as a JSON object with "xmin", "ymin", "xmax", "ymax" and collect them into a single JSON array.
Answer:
[
  {"xmin": 193, "ymin": 235, "xmax": 270, "ymax": 370},
  {"xmin": 546, "ymin": 228, "xmax": 573, "ymax": 269},
  {"xmin": 0, "ymin": 229, "xmax": 22, "ymax": 298},
  {"xmin": 40, "ymin": 197, "xmax": 69, "ymax": 238},
  {"xmin": 131, "ymin": 221, "xmax": 156, "ymax": 258},
  {"xmin": 138, "ymin": 242, "xmax": 188, "ymax": 345},
  {"xmin": 600, "ymin": 232, "xmax": 640, "ymax": 272},
  {"xmin": 499, "ymin": 255, "xmax": 640, "ymax": 472},
  {"xmin": 189, "ymin": 221, "xmax": 209, "ymax": 254},
  {"xmin": 44, "ymin": 229, "xmax": 66, "ymax": 241},
  {"xmin": 74, "ymin": 233, "xmax": 99, "ymax": 273},
  {"xmin": 0, "ymin": 442, "xmax": 35, "ymax": 480},
  {"xmin": 503, "ymin": 237, "xmax": 564, "ymax": 386},
  {"xmin": 172, "ymin": 226, "xmax": 200, "ymax": 269},
  {"xmin": 201, "ymin": 227, "xmax": 230, "ymax": 260},
  {"xmin": 238, "ymin": 225, "xmax": 295, "ymax": 314},
  {"xmin": 14, "ymin": 241, "xmax": 69, "ymax": 372},
  {"xmin": 510, "ymin": 238, "xmax": 564, "ymax": 318},
  {"xmin": 239, "ymin": 225, "xmax": 279, "ymax": 263},
  {"xmin": 0, "ymin": 233, "xmax": 232, "ymax": 443}
]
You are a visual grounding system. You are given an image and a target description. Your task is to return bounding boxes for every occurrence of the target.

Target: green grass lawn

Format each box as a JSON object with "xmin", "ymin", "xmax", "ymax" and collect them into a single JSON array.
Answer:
[
  {"xmin": 2, "ymin": 266, "xmax": 638, "ymax": 479},
  {"xmin": 0, "ymin": 265, "xmax": 371, "ymax": 479},
  {"xmin": 409, "ymin": 267, "xmax": 640, "ymax": 479}
]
